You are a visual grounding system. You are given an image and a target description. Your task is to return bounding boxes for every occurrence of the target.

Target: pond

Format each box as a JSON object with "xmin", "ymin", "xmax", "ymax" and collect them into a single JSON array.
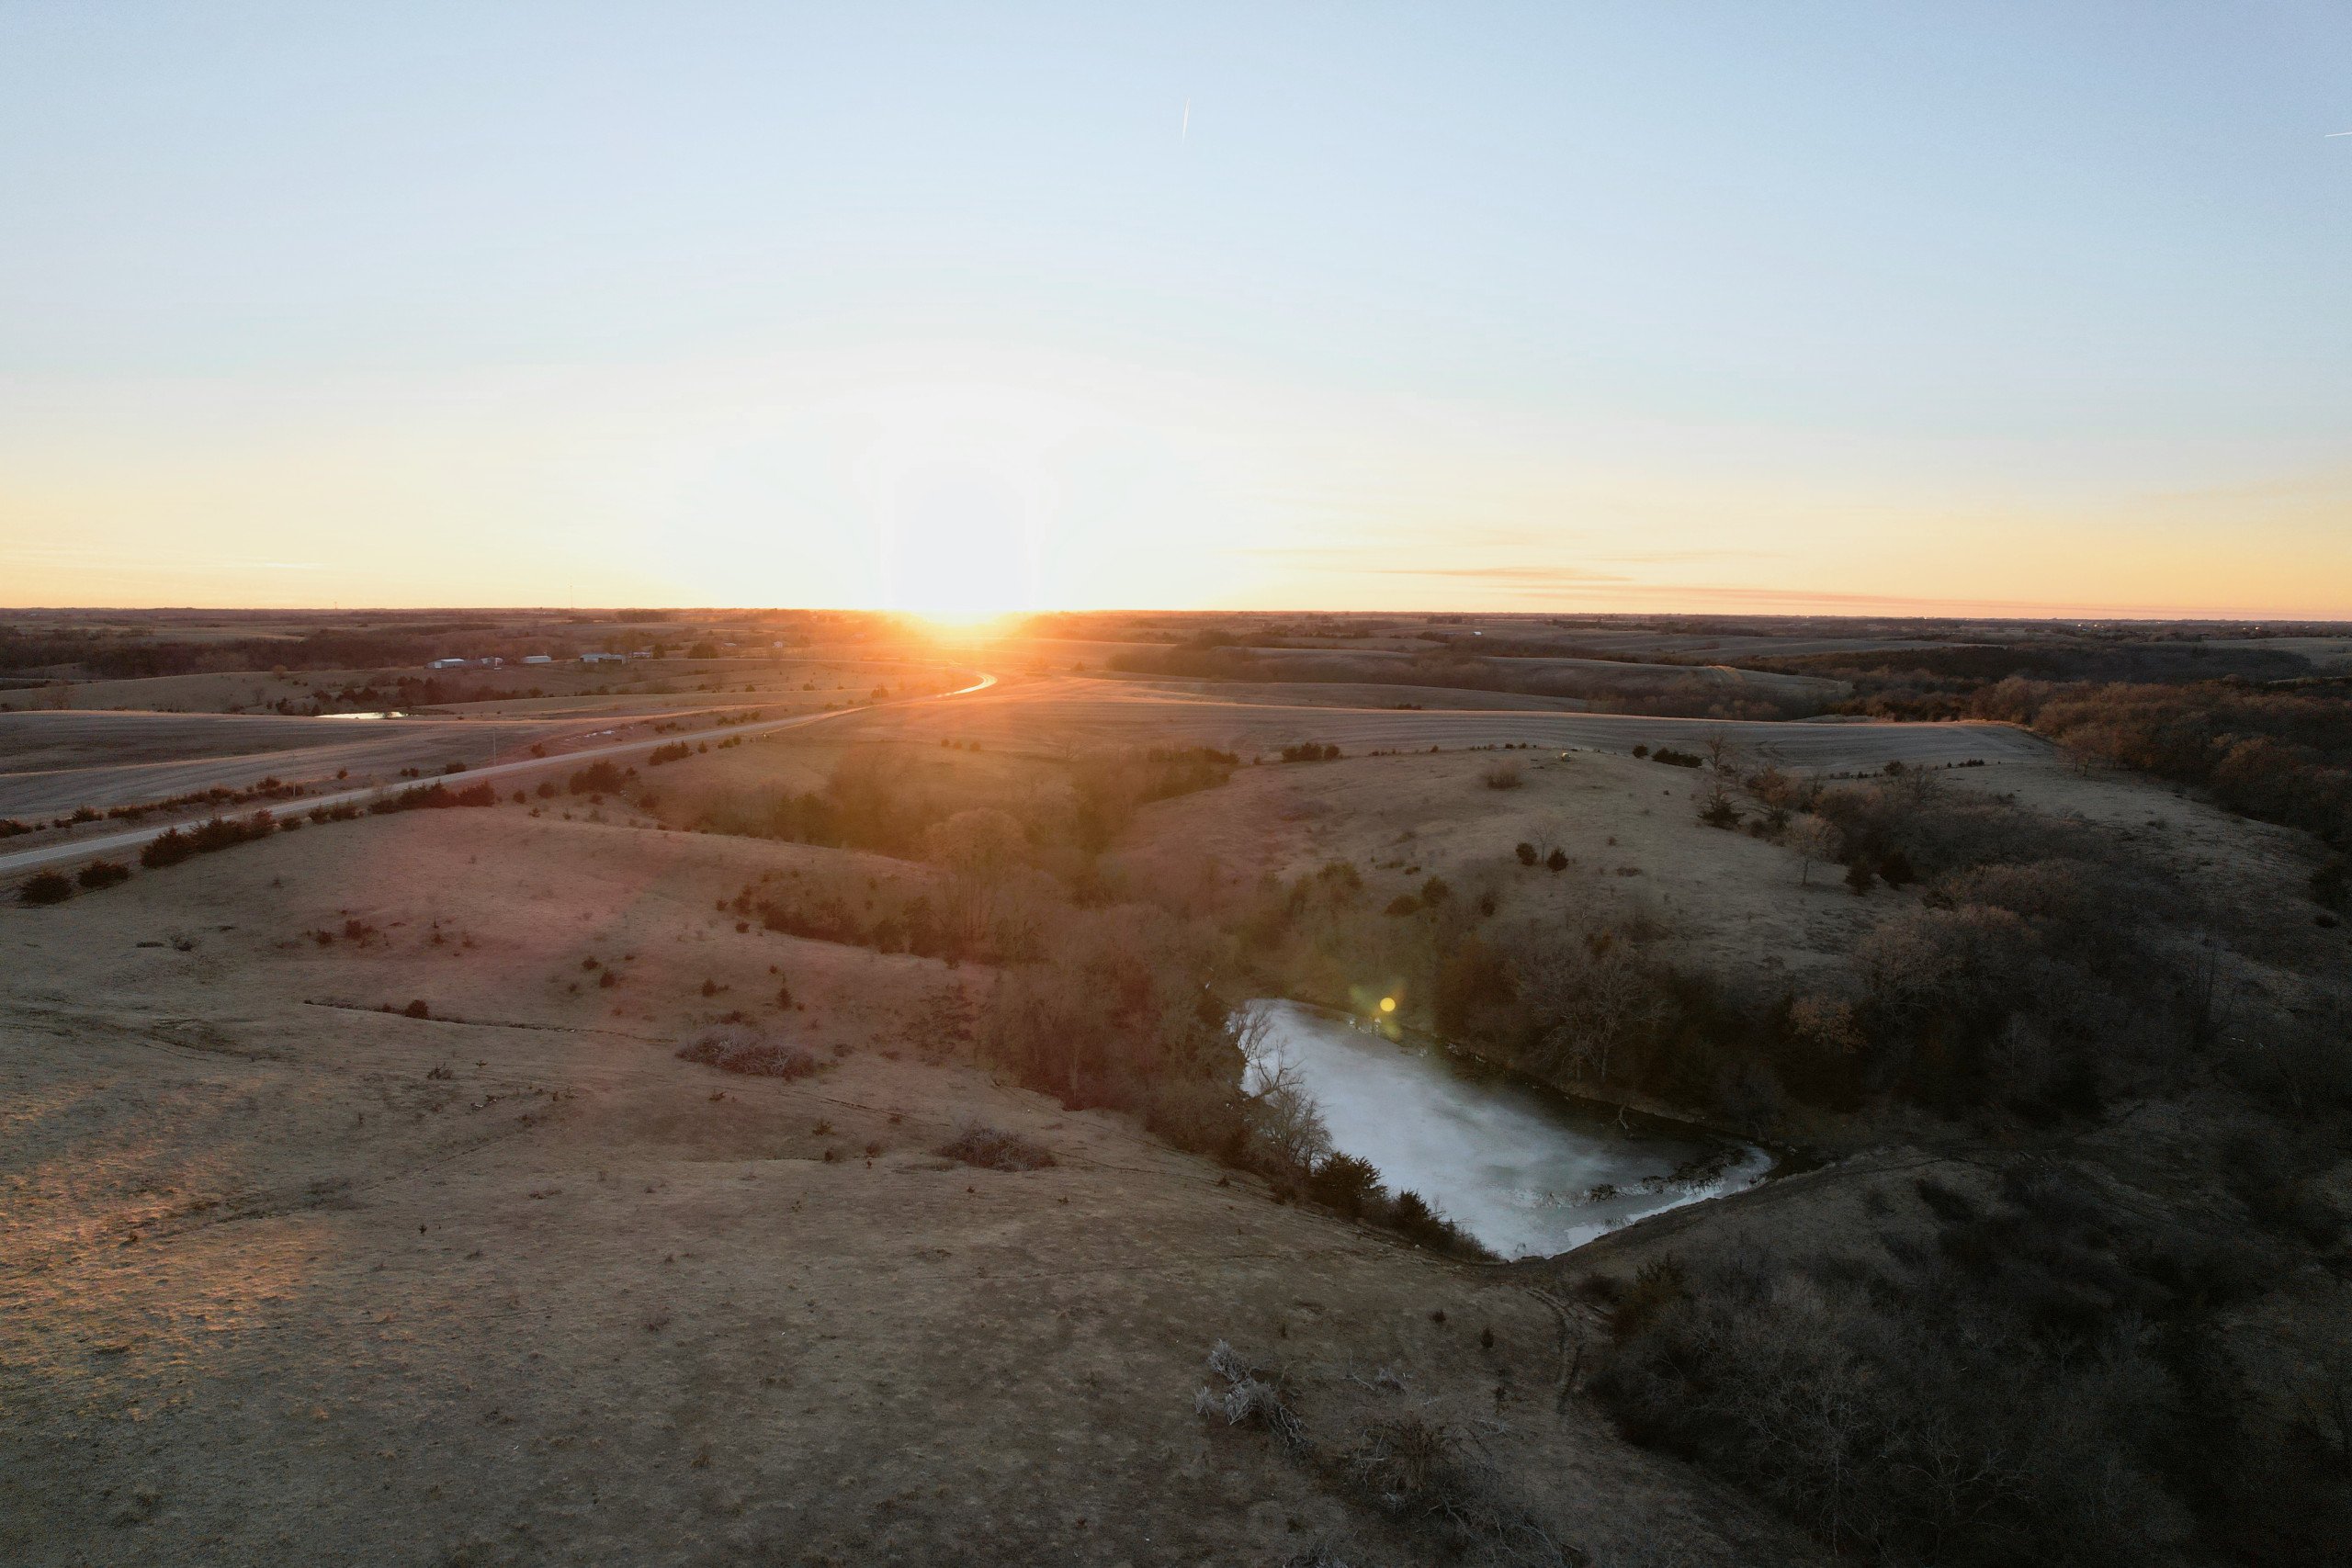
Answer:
[{"xmin": 1245, "ymin": 998, "xmax": 1771, "ymax": 1259}]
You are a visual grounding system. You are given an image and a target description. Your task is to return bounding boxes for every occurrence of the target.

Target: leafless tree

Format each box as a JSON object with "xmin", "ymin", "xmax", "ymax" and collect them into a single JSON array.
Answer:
[
  {"xmin": 1237, "ymin": 1006, "xmax": 1331, "ymax": 1169},
  {"xmin": 1790, "ymin": 814, "xmax": 1840, "ymax": 886},
  {"xmin": 1513, "ymin": 936, "xmax": 1663, "ymax": 1086}
]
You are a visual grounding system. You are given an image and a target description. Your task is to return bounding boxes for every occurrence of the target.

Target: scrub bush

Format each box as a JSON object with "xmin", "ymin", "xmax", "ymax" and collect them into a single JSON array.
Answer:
[
  {"xmin": 17, "ymin": 871, "xmax": 72, "ymax": 906},
  {"xmin": 935, "ymin": 1122, "xmax": 1055, "ymax": 1171},
  {"xmin": 673, "ymin": 1024, "xmax": 821, "ymax": 1080}
]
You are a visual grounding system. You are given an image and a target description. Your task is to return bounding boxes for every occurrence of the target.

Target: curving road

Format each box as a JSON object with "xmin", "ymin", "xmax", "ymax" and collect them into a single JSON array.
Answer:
[{"xmin": 0, "ymin": 671, "xmax": 996, "ymax": 882}]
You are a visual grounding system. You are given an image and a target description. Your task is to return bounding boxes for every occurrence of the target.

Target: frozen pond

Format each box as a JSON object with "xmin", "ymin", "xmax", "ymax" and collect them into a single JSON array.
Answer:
[{"xmin": 1246, "ymin": 999, "xmax": 1771, "ymax": 1258}]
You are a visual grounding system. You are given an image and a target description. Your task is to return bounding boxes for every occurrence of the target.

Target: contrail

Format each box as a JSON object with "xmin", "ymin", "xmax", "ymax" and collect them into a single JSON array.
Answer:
[{"xmin": 2330, "ymin": 130, "xmax": 2352, "ymax": 137}]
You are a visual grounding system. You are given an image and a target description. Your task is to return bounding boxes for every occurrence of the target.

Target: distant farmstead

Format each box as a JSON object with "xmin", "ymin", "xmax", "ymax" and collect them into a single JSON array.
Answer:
[{"xmin": 581, "ymin": 652, "xmax": 626, "ymax": 664}]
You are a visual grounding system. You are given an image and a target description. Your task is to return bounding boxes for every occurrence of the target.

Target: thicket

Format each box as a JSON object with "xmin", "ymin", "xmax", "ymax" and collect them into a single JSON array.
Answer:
[
  {"xmin": 1227, "ymin": 763, "xmax": 2221, "ymax": 1131},
  {"xmin": 1737, "ymin": 654, "xmax": 2352, "ymax": 853},
  {"xmin": 81, "ymin": 776, "xmax": 309, "ymax": 827},
  {"xmin": 139, "ymin": 811, "xmax": 277, "ymax": 868},
  {"xmin": 368, "ymin": 780, "xmax": 498, "ymax": 814},
  {"xmin": 566, "ymin": 761, "xmax": 632, "ymax": 796},
  {"xmin": 977, "ymin": 902, "xmax": 1252, "ymax": 1157},
  {"xmin": 1589, "ymin": 1163, "xmax": 2352, "ymax": 1567},
  {"xmin": 1981, "ymin": 680, "xmax": 2352, "ymax": 850},
  {"xmin": 1756, "ymin": 637, "xmax": 2316, "ymax": 702}
]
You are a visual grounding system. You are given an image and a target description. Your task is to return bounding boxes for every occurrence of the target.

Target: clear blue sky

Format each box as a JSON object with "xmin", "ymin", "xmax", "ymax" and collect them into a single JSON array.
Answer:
[{"xmin": 4, "ymin": 3, "xmax": 2348, "ymax": 614}]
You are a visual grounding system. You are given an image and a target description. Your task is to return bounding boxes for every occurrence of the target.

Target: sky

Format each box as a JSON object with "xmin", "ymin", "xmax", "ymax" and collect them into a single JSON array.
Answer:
[{"xmin": 2, "ymin": 2, "xmax": 2348, "ymax": 617}]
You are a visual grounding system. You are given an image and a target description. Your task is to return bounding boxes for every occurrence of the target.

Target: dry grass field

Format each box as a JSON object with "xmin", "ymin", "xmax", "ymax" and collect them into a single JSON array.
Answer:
[
  {"xmin": 837, "ymin": 672, "xmax": 2042, "ymax": 763},
  {"xmin": 8, "ymin": 634, "xmax": 2350, "ymax": 1568},
  {"xmin": 0, "ymin": 804, "xmax": 1817, "ymax": 1568}
]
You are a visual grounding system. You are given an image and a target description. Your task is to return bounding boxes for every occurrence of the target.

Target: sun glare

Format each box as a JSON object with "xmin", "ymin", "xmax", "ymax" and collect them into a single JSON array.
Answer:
[
  {"xmin": 905, "ymin": 607, "xmax": 1023, "ymax": 637},
  {"xmin": 846, "ymin": 373, "xmax": 1076, "ymax": 618}
]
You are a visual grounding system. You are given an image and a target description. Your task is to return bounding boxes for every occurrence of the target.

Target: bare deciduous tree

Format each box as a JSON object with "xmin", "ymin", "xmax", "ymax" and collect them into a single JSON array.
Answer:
[{"xmin": 1790, "ymin": 814, "xmax": 1840, "ymax": 886}]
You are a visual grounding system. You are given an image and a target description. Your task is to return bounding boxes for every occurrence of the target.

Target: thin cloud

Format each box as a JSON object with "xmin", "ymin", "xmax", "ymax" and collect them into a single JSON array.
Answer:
[
  {"xmin": 1589, "ymin": 548, "xmax": 1792, "ymax": 564},
  {"xmin": 1356, "ymin": 564, "xmax": 1633, "ymax": 584}
]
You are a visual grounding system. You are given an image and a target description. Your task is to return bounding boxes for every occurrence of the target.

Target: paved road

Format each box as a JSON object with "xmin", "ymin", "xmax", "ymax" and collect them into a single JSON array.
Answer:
[{"xmin": 0, "ymin": 671, "xmax": 995, "ymax": 881}]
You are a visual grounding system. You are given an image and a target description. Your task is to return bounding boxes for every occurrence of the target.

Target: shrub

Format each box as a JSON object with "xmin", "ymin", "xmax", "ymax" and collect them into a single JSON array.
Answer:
[
  {"xmin": 402, "ymin": 999, "xmax": 430, "ymax": 1019},
  {"xmin": 937, "ymin": 1122, "xmax": 1056, "ymax": 1170},
  {"xmin": 370, "ymin": 781, "xmax": 496, "ymax": 813},
  {"xmin": 1483, "ymin": 761, "xmax": 1522, "ymax": 790},
  {"xmin": 17, "ymin": 871, "xmax": 72, "ymax": 906},
  {"xmin": 139, "ymin": 811, "xmax": 275, "ymax": 868},
  {"xmin": 76, "ymin": 860, "xmax": 130, "ymax": 890},
  {"xmin": 674, "ymin": 1024, "xmax": 820, "ymax": 1079},
  {"xmin": 188, "ymin": 812, "xmax": 272, "ymax": 852},
  {"xmin": 567, "ymin": 761, "xmax": 628, "ymax": 795},
  {"xmin": 1338, "ymin": 1413, "xmax": 1565, "ymax": 1561},
  {"xmin": 647, "ymin": 741, "xmax": 693, "ymax": 765},
  {"xmin": 1194, "ymin": 1339, "xmax": 1307, "ymax": 1450},
  {"xmin": 1544, "ymin": 848, "xmax": 1568, "ymax": 873},
  {"xmin": 1386, "ymin": 1190, "xmax": 1491, "ymax": 1259},
  {"xmin": 719, "ymin": 1042, "xmax": 820, "ymax": 1078},
  {"xmin": 1515, "ymin": 841, "xmax": 1538, "ymax": 865},
  {"xmin": 1308, "ymin": 1152, "xmax": 1385, "ymax": 1218},
  {"xmin": 141, "ymin": 829, "xmax": 193, "ymax": 868}
]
